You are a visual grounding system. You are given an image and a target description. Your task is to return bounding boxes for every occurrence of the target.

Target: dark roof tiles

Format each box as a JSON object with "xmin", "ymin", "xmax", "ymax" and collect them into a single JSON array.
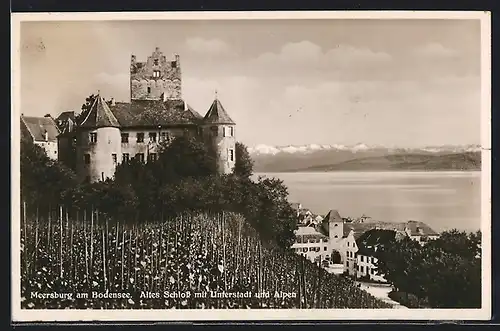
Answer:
[
  {"xmin": 79, "ymin": 95, "xmax": 121, "ymax": 128},
  {"xmin": 203, "ymin": 99, "xmax": 235, "ymax": 125},
  {"xmin": 21, "ymin": 116, "xmax": 60, "ymax": 142}
]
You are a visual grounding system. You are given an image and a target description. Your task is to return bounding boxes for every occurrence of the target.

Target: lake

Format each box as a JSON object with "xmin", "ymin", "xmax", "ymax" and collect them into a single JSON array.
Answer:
[{"xmin": 254, "ymin": 171, "xmax": 482, "ymax": 233}]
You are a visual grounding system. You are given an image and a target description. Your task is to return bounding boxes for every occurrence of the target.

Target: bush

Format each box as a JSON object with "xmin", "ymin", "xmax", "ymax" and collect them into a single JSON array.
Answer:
[{"xmin": 388, "ymin": 291, "xmax": 428, "ymax": 308}]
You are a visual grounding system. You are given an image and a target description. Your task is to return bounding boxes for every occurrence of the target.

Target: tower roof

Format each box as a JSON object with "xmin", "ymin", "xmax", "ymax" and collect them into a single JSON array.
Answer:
[
  {"xmin": 203, "ymin": 98, "xmax": 235, "ymax": 125},
  {"xmin": 79, "ymin": 94, "xmax": 121, "ymax": 129}
]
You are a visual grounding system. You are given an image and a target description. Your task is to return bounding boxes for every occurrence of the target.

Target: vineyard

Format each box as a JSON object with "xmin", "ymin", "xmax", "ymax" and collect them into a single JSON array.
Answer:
[{"xmin": 20, "ymin": 204, "xmax": 392, "ymax": 309}]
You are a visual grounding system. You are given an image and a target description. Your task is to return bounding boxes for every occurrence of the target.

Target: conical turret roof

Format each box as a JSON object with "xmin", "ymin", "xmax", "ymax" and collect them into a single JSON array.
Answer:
[
  {"xmin": 203, "ymin": 98, "xmax": 235, "ymax": 125},
  {"xmin": 79, "ymin": 94, "xmax": 121, "ymax": 128}
]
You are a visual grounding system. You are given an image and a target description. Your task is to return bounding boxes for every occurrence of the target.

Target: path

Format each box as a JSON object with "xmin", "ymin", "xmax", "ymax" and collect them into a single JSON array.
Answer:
[{"xmin": 356, "ymin": 281, "xmax": 408, "ymax": 309}]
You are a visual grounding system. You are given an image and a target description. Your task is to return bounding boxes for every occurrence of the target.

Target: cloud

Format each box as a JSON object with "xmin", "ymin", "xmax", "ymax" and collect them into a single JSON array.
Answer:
[
  {"xmin": 254, "ymin": 41, "xmax": 392, "ymax": 69},
  {"xmin": 185, "ymin": 37, "xmax": 235, "ymax": 56},
  {"xmin": 413, "ymin": 43, "xmax": 460, "ymax": 58}
]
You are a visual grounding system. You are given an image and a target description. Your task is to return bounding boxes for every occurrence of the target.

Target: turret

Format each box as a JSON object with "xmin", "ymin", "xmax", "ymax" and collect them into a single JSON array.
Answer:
[
  {"xmin": 76, "ymin": 94, "xmax": 122, "ymax": 182},
  {"xmin": 202, "ymin": 94, "xmax": 236, "ymax": 174}
]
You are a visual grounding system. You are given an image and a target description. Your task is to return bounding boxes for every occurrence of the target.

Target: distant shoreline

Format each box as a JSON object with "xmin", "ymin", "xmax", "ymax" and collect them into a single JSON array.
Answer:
[{"xmin": 255, "ymin": 169, "xmax": 482, "ymax": 174}]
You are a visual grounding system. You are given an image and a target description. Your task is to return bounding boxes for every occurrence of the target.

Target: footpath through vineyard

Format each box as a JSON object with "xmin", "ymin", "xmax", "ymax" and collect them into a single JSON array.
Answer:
[{"xmin": 20, "ymin": 204, "xmax": 392, "ymax": 309}]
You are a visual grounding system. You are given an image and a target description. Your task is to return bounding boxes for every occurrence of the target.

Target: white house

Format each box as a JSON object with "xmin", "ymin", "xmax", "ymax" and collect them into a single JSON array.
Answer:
[
  {"xmin": 21, "ymin": 114, "xmax": 60, "ymax": 160},
  {"xmin": 404, "ymin": 220, "xmax": 440, "ymax": 245},
  {"xmin": 290, "ymin": 225, "xmax": 330, "ymax": 264}
]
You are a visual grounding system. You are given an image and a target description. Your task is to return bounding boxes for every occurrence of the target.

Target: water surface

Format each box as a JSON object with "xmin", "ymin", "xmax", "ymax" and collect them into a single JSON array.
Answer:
[{"xmin": 254, "ymin": 171, "xmax": 482, "ymax": 232}]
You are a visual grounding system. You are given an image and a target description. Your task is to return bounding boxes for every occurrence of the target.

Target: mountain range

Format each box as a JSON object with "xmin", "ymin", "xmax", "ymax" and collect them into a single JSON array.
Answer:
[{"xmin": 248, "ymin": 144, "xmax": 482, "ymax": 172}]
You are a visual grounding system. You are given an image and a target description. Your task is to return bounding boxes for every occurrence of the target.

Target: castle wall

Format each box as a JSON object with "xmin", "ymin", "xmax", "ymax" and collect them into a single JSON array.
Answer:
[
  {"xmin": 130, "ymin": 49, "xmax": 181, "ymax": 100},
  {"xmin": 76, "ymin": 127, "xmax": 122, "ymax": 182},
  {"xmin": 202, "ymin": 124, "xmax": 236, "ymax": 174},
  {"xmin": 119, "ymin": 127, "xmax": 197, "ymax": 161}
]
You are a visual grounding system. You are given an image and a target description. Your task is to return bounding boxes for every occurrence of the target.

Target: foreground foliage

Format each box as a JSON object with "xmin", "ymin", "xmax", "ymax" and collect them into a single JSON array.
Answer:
[
  {"xmin": 20, "ymin": 207, "xmax": 391, "ymax": 309},
  {"xmin": 375, "ymin": 230, "xmax": 481, "ymax": 308}
]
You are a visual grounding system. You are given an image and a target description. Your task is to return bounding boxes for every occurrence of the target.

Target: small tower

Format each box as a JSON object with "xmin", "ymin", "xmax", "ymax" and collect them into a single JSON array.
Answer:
[
  {"xmin": 202, "ymin": 94, "xmax": 236, "ymax": 174},
  {"xmin": 130, "ymin": 47, "xmax": 182, "ymax": 101},
  {"xmin": 76, "ymin": 94, "xmax": 121, "ymax": 182}
]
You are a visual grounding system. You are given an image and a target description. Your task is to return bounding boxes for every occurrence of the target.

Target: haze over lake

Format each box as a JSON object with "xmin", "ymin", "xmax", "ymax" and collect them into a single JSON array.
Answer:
[{"xmin": 254, "ymin": 171, "xmax": 481, "ymax": 233}]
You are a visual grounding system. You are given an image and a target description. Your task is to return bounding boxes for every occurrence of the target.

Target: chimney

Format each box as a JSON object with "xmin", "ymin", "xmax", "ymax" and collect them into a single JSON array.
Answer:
[
  {"xmin": 44, "ymin": 131, "xmax": 49, "ymax": 141},
  {"xmin": 184, "ymin": 100, "xmax": 188, "ymax": 111}
]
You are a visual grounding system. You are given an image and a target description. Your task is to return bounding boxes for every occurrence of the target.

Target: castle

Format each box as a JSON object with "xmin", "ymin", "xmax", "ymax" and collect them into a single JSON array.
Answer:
[{"xmin": 56, "ymin": 47, "xmax": 236, "ymax": 182}]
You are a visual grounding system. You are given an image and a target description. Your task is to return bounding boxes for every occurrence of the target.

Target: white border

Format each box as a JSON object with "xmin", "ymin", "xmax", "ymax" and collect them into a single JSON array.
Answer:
[{"xmin": 11, "ymin": 11, "xmax": 492, "ymax": 322}]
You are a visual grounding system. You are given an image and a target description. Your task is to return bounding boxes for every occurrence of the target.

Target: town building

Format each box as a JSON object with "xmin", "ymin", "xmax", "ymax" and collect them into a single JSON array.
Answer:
[
  {"xmin": 290, "ymin": 225, "xmax": 330, "ymax": 265},
  {"xmin": 56, "ymin": 47, "xmax": 236, "ymax": 182},
  {"xmin": 290, "ymin": 203, "xmax": 441, "ymax": 276},
  {"xmin": 21, "ymin": 114, "xmax": 60, "ymax": 160}
]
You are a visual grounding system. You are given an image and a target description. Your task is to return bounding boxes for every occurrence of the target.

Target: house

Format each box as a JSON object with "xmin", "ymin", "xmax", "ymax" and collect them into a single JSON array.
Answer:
[
  {"xmin": 290, "ymin": 225, "xmax": 330, "ymax": 264},
  {"xmin": 21, "ymin": 114, "xmax": 60, "ymax": 160},
  {"xmin": 353, "ymin": 229, "xmax": 405, "ymax": 282},
  {"xmin": 56, "ymin": 47, "xmax": 236, "ymax": 182},
  {"xmin": 404, "ymin": 220, "xmax": 440, "ymax": 245}
]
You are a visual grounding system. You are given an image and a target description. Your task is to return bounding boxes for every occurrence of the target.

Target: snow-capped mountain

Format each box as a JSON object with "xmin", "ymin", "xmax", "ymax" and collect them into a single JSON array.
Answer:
[{"xmin": 248, "ymin": 143, "xmax": 481, "ymax": 156}]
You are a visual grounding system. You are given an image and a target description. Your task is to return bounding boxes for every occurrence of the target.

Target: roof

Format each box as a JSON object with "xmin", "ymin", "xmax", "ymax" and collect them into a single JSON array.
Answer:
[
  {"xmin": 21, "ymin": 115, "xmax": 60, "ymax": 142},
  {"xmin": 317, "ymin": 210, "xmax": 343, "ymax": 236},
  {"xmin": 294, "ymin": 226, "xmax": 327, "ymax": 238},
  {"xmin": 404, "ymin": 220, "xmax": 439, "ymax": 236},
  {"xmin": 109, "ymin": 99, "xmax": 202, "ymax": 127},
  {"xmin": 79, "ymin": 95, "xmax": 121, "ymax": 129},
  {"xmin": 203, "ymin": 98, "xmax": 235, "ymax": 125},
  {"xmin": 356, "ymin": 229, "xmax": 397, "ymax": 256},
  {"xmin": 56, "ymin": 111, "xmax": 75, "ymax": 123},
  {"xmin": 344, "ymin": 221, "xmax": 405, "ymax": 239}
]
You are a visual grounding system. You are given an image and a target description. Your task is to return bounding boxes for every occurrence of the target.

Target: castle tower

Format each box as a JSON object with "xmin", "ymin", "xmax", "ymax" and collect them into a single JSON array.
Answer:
[
  {"xmin": 202, "ymin": 95, "xmax": 236, "ymax": 174},
  {"xmin": 76, "ymin": 94, "xmax": 122, "ymax": 183},
  {"xmin": 130, "ymin": 47, "xmax": 182, "ymax": 101}
]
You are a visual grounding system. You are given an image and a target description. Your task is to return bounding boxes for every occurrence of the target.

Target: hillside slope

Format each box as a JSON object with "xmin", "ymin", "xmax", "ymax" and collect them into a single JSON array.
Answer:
[
  {"xmin": 21, "ymin": 209, "xmax": 391, "ymax": 309},
  {"xmin": 292, "ymin": 152, "xmax": 481, "ymax": 172}
]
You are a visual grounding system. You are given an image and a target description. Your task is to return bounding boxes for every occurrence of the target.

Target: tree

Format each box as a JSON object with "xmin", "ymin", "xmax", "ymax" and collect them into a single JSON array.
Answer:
[
  {"xmin": 20, "ymin": 139, "xmax": 77, "ymax": 207},
  {"xmin": 374, "ymin": 229, "xmax": 482, "ymax": 308},
  {"xmin": 234, "ymin": 142, "xmax": 254, "ymax": 179}
]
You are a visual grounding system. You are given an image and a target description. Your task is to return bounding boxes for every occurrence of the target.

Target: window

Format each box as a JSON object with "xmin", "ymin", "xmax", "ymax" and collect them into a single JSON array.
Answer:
[
  {"xmin": 361, "ymin": 256, "xmax": 364, "ymax": 262},
  {"xmin": 149, "ymin": 153, "xmax": 157, "ymax": 162},
  {"xmin": 84, "ymin": 154, "xmax": 90, "ymax": 164},
  {"xmin": 161, "ymin": 131, "xmax": 170, "ymax": 142},
  {"xmin": 323, "ymin": 238, "xmax": 328, "ymax": 243},
  {"xmin": 172, "ymin": 61, "xmax": 177, "ymax": 68},
  {"xmin": 367, "ymin": 257, "xmax": 371, "ymax": 264},
  {"xmin": 112, "ymin": 153, "xmax": 117, "ymax": 165},
  {"xmin": 152, "ymin": 70, "xmax": 161, "ymax": 78},
  {"xmin": 347, "ymin": 242, "xmax": 350, "ymax": 247},
  {"xmin": 137, "ymin": 132, "xmax": 144, "ymax": 143},
  {"xmin": 149, "ymin": 132, "xmax": 157, "ymax": 143},
  {"xmin": 224, "ymin": 126, "xmax": 234, "ymax": 137},
  {"xmin": 211, "ymin": 126, "xmax": 218, "ymax": 136},
  {"xmin": 122, "ymin": 153, "xmax": 130, "ymax": 163},
  {"xmin": 346, "ymin": 261, "xmax": 349, "ymax": 268},
  {"xmin": 147, "ymin": 87, "xmax": 151, "ymax": 93},
  {"xmin": 154, "ymin": 59, "xmax": 159, "ymax": 65},
  {"xmin": 367, "ymin": 267, "xmax": 371, "ymax": 275},
  {"xmin": 89, "ymin": 132, "xmax": 97, "ymax": 143},
  {"xmin": 136, "ymin": 153, "xmax": 145, "ymax": 163},
  {"xmin": 324, "ymin": 247, "xmax": 327, "ymax": 251},
  {"xmin": 361, "ymin": 266, "xmax": 364, "ymax": 273},
  {"xmin": 334, "ymin": 235, "xmax": 338, "ymax": 238},
  {"xmin": 297, "ymin": 237, "xmax": 302, "ymax": 244},
  {"xmin": 228, "ymin": 149, "xmax": 235, "ymax": 162},
  {"xmin": 334, "ymin": 223, "xmax": 338, "ymax": 227},
  {"xmin": 302, "ymin": 248, "xmax": 307, "ymax": 253},
  {"xmin": 121, "ymin": 133, "xmax": 129, "ymax": 143}
]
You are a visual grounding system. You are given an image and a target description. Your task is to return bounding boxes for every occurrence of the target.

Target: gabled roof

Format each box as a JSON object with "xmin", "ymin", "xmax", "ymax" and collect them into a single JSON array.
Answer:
[
  {"xmin": 203, "ymin": 98, "xmax": 235, "ymax": 125},
  {"xmin": 404, "ymin": 220, "xmax": 439, "ymax": 236},
  {"xmin": 109, "ymin": 99, "xmax": 202, "ymax": 127},
  {"xmin": 294, "ymin": 225, "xmax": 327, "ymax": 238},
  {"xmin": 56, "ymin": 111, "xmax": 75, "ymax": 123},
  {"xmin": 79, "ymin": 95, "xmax": 121, "ymax": 129},
  {"xmin": 21, "ymin": 115, "xmax": 60, "ymax": 142},
  {"xmin": 356, "ymin": 229, "xmax": 397, "ymax": 256}
]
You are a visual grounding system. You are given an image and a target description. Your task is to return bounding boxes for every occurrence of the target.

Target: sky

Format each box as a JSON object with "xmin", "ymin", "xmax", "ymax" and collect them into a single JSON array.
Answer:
[{"xmin": 19, "ymin": 19, "xmax": 482, "ymax": 148}]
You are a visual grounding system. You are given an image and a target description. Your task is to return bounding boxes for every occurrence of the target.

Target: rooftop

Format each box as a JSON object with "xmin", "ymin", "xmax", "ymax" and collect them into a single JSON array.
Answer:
[{"xmin": 21, "ymin": 115, "xmax": 60, "ymax": 142}]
